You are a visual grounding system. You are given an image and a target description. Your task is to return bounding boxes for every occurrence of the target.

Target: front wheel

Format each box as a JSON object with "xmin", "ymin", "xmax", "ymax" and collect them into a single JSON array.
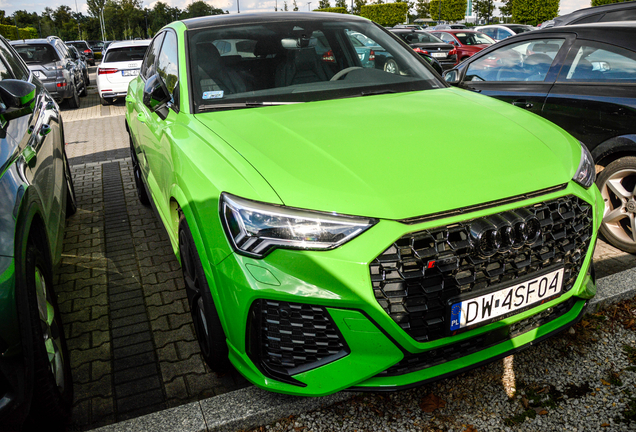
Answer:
[
  {"xmin": 178, "ymin": 212, "xmax": 230, "ymax": 372},
  {"xmin": 20, "ymin": 241, "xmax": 73, "ymax": 430},
  {"xmin": 384, "ymin": 58, "xmax": 399, "ymax": 74},
  {"xmin": 67, "ymin": 84, "xmax": 80, "ymax": 109},
  {"xmin": 597, "ymin": 156, "xmax": 636, "ymax": 253}
]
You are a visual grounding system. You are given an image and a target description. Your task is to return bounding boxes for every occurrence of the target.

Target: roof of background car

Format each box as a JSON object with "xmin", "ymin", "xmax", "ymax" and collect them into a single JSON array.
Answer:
[
  {"xmin": 555, "ymin": 0, "xmax": 636, "ymax": 23},
  {"xmin": 106, "ymin": 39, "xmax": 152, "ymax": 50},
  {"xmin": 434, "ymin": 29, "xmax": 484, "ymax": 33},
  {"xmin": 181, "ymin": 11, "xmax": 370, "ymax": 30},
  {"xmin": 488, "ymin": 21, "xmax": 636, "ymax": 49},
  {"xmin": 9, "ymin": 38, "xmax": 55, "ymax": 45}
]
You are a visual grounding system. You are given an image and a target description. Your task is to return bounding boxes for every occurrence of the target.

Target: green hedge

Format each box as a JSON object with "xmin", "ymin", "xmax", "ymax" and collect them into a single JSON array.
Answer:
[
  {"xmin": 314, "ymin": 7, "xmax": 348, "ymax": 13},
  {"xmin": 0, "ymin": 24, "xmax": 38, "ymax": 40},
  {"xmin": 360, "ymin": 3, "xmax": 409, "ymax": 27}
]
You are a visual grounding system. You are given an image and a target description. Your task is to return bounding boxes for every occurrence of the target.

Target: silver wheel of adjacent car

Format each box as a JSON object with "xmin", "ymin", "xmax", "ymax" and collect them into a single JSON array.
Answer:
[
  {"xmin": 598, "ymin": 156, "xmax": 636, "ymax": 253},
  {"xmin": 384, "ymin": 58, "xmax": 399, "ymax": 74}
]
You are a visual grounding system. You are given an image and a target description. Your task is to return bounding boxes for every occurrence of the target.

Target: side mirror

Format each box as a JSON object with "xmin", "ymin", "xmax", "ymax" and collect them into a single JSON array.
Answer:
[
  {"xmin": 143, "ymin": 73, "xmax": 171, "ymax": 114},
  {"xmin": 0, "ymin": 79, "xmax": 36, "ymax": 122},
  {"xmin": 443, "ymin": 69, "xmax": 460, "ymax": 85}
]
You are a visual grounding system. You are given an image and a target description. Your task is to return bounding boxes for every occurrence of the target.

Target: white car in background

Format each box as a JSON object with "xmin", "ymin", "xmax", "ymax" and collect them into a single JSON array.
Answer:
[
  {"xmin": 474, "ymin": 24, "xmax": 537, "ymax": 42},
  {"xmin": 97, "ymin": 39, "xmax": 150, "ymax": 105}
]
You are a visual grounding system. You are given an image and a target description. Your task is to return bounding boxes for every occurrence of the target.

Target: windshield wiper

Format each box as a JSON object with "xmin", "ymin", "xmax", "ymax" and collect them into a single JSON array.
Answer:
[
  {"xmin": 360, "ymin": 89, "xmax": 396, "ymax": 97},
  {"xmin": 198, "ymin": 101, "xmax": 301, "ymax": 111}
]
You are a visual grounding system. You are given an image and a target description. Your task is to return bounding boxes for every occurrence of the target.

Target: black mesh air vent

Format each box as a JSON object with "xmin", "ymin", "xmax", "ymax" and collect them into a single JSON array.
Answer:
[{"xmin": 370, "ymin": 195, "xmax": 594, "ymax": 343}]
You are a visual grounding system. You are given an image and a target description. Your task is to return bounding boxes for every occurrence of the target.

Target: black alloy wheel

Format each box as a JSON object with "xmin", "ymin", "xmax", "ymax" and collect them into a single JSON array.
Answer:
[
  {"xmin": 19, "ymin": 240, "xmax": 73, "ymax": 430},
  {"xmin": 67, "ymin": 83, "xmax": 80, "ymax": 109},
  {"xmin": 129, "ymin": 135, "xmax": 150, "ymax": 206},
  {"xmin": 178, "ymin": 212, "xmax": 230, "ymax": 372}
]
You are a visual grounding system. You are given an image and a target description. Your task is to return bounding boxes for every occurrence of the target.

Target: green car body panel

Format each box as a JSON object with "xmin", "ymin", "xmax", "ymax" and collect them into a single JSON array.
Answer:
[{"xmin": 126, "ymin": 15, "xmax": 602, "ymax": 396}]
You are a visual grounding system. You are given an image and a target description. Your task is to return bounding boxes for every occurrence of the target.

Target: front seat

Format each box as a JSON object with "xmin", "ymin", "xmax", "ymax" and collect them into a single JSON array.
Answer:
[
  {"xmin": 570, "ymin": 59, "xmax": 603, "ymax": 81},
  {"xmin": 275, "ymin": 42, "xmax": 332, "ymax": 87},
  {"xmin": 196, "ymin": 42, "xmax": 246, "ymax": 95}
]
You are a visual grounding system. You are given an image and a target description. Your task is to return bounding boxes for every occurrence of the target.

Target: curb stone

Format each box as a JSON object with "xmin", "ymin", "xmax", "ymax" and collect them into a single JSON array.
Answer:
[{"xmin": 90, "ymin": 266, "xmax": 636, "ymax": 432}]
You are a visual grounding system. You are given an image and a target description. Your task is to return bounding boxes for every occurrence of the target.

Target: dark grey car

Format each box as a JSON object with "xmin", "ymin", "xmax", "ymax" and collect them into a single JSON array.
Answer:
[
  {"xmin": 67, "ymin": 45, "xmax": 89, "ymax": 95},
  {"xmin": 541, "ymin": 0, "xmax": 636, "ymax": 28},
  {"xmin": 11, "ymin": 37, "xmax": 85, "ymax": 108},
  {"xmin": 65, "ymin": 40, "xmax": 95, "ymax": 65}
]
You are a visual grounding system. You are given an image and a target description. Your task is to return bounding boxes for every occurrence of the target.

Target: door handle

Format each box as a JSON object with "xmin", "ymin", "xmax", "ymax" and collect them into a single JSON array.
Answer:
[
  {"xmin": 512, "ymin": 100, "xmax": 533, "ymax": 109},
  {"xmin": 137, "ymin": 112, "xmax": 147, "ymax": 124}
]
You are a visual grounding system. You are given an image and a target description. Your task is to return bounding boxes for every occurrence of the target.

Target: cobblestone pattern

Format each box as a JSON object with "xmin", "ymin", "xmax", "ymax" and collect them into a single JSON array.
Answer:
[
  {"xmin": 59, "ymin": 116, "xmax": 248, "ymax": 431},
  {"xmin": 102, "ymin": 162, "xmax": 166, "ymax": 421}
]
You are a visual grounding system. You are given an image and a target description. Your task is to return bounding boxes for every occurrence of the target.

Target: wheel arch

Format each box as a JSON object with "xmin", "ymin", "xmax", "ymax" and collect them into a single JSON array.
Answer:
[{"xmin": 591, "ymin": 134, "xmax": 636, "ymax": 169}]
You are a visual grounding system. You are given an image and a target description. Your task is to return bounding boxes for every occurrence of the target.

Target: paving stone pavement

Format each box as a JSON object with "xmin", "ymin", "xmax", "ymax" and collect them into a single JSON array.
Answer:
[
  {"xmin": 55, "ymin": 111, "xmax": 634, "ymax": 430},
  {"xmin": 57, "ymin": 115, "xmax": 249, "ymax": 431}
]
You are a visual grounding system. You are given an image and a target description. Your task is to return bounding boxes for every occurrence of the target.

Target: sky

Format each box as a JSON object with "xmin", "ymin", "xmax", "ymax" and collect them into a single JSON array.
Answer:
[{"xmin": 4, "ymin": 0, "xmax": 593, "ymax": 20}]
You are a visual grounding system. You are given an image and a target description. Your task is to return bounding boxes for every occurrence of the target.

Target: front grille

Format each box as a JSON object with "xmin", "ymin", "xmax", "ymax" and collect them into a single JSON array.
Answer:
[
  {"xmin": 377, "ymin": 297, "xmax": 578, "ymax": 377},
  {"xmin": 247, "ymin": 300, "xmax": 349, "ymax": 384},
  {"xmin": 370, "ymin": 195, "xmax": 594, "ymax": 343}
]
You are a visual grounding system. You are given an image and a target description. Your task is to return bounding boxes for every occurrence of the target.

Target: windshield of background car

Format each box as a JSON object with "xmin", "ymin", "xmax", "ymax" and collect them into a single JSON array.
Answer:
[
  {"xmin": 454, "ymin": 32, "xmax": 495, "ymax": 45},
  {"xmin": 187, "ymin": 18, "xmax": 443, "ymax": 112},
  {"xmin": 507, "ymin": 25, "xmax": 535, "ymax": 34},
  {"xmin": 104, "ymin": 46, "xmax": 148, "ymax": 62},
  {"xmin": 68, "ymin": 42, "xmax": 89, "ymax": 51},
  {"xmin": 400, "ymin": 31, "xmax": 443, "ymax": 44},
  {"xmin": 13, "ymin": 44, "xmax": 60, "ymax": 64}
]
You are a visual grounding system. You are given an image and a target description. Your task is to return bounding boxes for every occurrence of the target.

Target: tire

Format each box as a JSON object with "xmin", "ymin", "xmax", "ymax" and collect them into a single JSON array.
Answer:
[
  {"xmin": 129, "ymin": 134, "xmax": 150, "ymax": 206},
  {"xmin": 67, "ymin": 84, "xmax": 80, "ymax": 109},
  {"xmin": 80, "ymin": 74, "xmax": 88, "ymax": 97},
  {"xmin": 178, "ymin": 212, "xmax": 230, "ymax": 372},
  {"xmin": 101, "ymin": 96, "xmax": 114, "ymax": 106},
  {"xmin": 63, "ymin": 150, "xmax": 77, "ymax": 217},
  {"xmin": 597, "ymin": 156, "xmax": 636, "ymax": 253},
  {"xmin": 20, "ymin": 241, "xmax": 73, "ymax": 430},
  {"xmin": 384, "ymin": 58, "xmax": 399, "ymax": 74}
]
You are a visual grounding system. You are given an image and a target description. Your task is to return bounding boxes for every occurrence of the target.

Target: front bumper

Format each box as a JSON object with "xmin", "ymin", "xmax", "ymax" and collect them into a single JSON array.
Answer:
[{"xmin": 211, "ymin": 182, "xmax": 602, "ymax": 396}]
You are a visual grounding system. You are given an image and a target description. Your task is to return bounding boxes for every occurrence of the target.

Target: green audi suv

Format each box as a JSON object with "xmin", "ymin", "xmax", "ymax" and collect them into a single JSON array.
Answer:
[{"xmin": 125, "ymin": 12, "xmax": 602, "ymax": 396}]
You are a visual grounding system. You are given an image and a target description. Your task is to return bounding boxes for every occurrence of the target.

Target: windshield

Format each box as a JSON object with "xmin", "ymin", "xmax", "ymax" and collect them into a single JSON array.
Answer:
[
  {"xmin": 454, "ymin": 32, "xmax": 495, "ymax": 45},
  {"xmin": 13, "ymin": 44, "xmax": 60, "ymax": 64},
  {"xmin": 188, "ymin": 18, "xmax": 442, "ymax": 112},
  {"xmin": 396, "ymin": 31, "xmax": 442, "ymax": 44},
  {"xmin": 104, "ymin": 46, "xmax": 148, "ymax": 62}
]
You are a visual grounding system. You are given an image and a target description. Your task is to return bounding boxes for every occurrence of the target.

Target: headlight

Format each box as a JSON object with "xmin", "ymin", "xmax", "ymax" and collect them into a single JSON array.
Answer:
[
  {"xmin": 221, "ymin": 193, "xmax": 377, "ymax": 258},
  {"xmin": 572, "ymin": 142, "xmax": 595, "ymax": 189}
]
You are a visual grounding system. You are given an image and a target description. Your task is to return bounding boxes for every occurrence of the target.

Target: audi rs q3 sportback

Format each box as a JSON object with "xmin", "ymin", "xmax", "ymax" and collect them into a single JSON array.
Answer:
[{"xmin": 125, "ymin": 12, "xmax": 602, "ymax": 396}]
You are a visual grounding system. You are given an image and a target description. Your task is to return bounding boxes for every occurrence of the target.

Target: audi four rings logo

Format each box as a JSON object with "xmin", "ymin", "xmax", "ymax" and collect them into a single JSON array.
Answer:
[{"xmin": 469, "ymin": 209, "xmax": 542, "ymax": 258}]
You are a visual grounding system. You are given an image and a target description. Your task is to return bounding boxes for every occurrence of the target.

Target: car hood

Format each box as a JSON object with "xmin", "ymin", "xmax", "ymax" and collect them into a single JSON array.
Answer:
[{"xmin": 196, "ymin": 87, "xmax": 579, "ymax": 220}]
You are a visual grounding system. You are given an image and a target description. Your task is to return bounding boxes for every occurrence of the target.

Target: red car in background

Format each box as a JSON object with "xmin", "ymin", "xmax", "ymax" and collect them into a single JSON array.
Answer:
[{"xmin": 429, "ymin": 30, "xmax": 495, "ymax": 64}]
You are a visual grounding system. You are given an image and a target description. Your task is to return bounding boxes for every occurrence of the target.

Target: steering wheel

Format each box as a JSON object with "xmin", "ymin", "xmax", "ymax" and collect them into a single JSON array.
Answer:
[{"xmin": 330, "ymin": 66, "xmax": 363, "ymax": 81}]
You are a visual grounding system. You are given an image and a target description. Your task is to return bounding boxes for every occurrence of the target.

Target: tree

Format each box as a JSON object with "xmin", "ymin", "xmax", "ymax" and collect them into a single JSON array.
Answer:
[
  {"xmin": 352, "ymin": 0, "xmax": 366, "ymax": 14},
  {"xmin": 512, "ymin": 0, "xmax": 558, "ymax": 25},
  {"xmin": 335, "ymin": 0, "xmax": 348, "ymax": 8},
  {"xmin": 429, "ymin": 0, "xmax": 467, "ymax": 21},
  {"xmin": 185, "ymin": 1, "xmax": 224, "ymax": 18},
  {"xmin": 499, "ymin": 0, "xmax": 512, "ymax": 19},
  {"xmin": 473, "ymin": 0, "xmax": 494, "ymax": 23},
  {"xmin": 292, "ymin": 0, "xmax": 299, "ymax": 10},
  {"xmin": 415, "ymin": 0, "xmax": 430, "ymax": 17},
  {"xmin": 319, "ymin": 0, "xmax": 331, "ymax": 7},
  {"xmin": 284, "ymin": 1, "xmax": 289, "ymax": 10}
]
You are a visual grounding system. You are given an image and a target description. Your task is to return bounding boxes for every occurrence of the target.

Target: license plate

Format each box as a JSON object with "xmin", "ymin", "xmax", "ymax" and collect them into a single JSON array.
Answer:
[
  {"xmin": 431, "ymin": 52, "xmax": 446, "ymax": 58},
  {"xmin": 449, "ymin": 267, "xmax": 564, "ymax": 331},
  {"xmin": 122, "ymin": 69, "xmax": 139, "ymax": 77},
  {"xmin": 33, "ymin": 70, "xmax": 44, "ymax": 78}
]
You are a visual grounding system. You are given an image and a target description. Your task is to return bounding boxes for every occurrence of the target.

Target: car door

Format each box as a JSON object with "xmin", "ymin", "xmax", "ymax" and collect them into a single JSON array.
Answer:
[
  {"xmin": 543, "ymin": 39, "xmax": 636, "ymax": 151},
  {"xmin": 130, "ymin": 32, "xmax": 165, "ymax": 180},
  {"xmin": 456, "ymin": 35, "xmax": 574, "ymax": 117}
]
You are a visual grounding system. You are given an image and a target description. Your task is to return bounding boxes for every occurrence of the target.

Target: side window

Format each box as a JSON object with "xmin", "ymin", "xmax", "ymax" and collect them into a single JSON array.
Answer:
[
  {"xmin": 480, "ymin": 28, "xmax": 496, "ymax": 39},
  {"xmin": 141, "ymin": 32, "xmax": 165, "ymax": 80},
  {"xmin": 572, "ymin": 13, "xmax": 603, "ymax": 25},
  {"xmin": 0, "ymin": 38, "xmax": 28, "ymax": 80},
  {"xmin": 57, "ymin": 42, "xmax": 69, "ymax": 59},
  {"xmin": 156, "ymin": 31, "xmax": 179, "ymax": 95},
  {"xmin": 439, "ymin": 33, "xmax": 455, "ymax": 44},
  {"xmin": 559, "ymin": 41, "xmax": 636, "ymax": 82},
  {"xmin": 602, "ymin": 10, "xmax": 636, "ymax": 21},
  {"xmin": 465, "ymin": 38, "xmax": 564, "ymax": 82}
]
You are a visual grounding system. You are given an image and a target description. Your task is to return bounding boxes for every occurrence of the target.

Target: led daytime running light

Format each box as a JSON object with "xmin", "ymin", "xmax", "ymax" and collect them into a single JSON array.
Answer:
[{"xmin": 221, "ymin": 193, "xmax": 377, "ymax": 258}]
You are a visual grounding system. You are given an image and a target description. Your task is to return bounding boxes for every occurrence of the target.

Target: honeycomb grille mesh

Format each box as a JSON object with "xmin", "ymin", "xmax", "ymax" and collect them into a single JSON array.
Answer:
[
  {"xmin": 257, "ymin": 300, "xmax": 348, "ymax": 373},
  {"xmin": 370, "ymin": 195, "xmax": 594, "ymax": 343}
]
